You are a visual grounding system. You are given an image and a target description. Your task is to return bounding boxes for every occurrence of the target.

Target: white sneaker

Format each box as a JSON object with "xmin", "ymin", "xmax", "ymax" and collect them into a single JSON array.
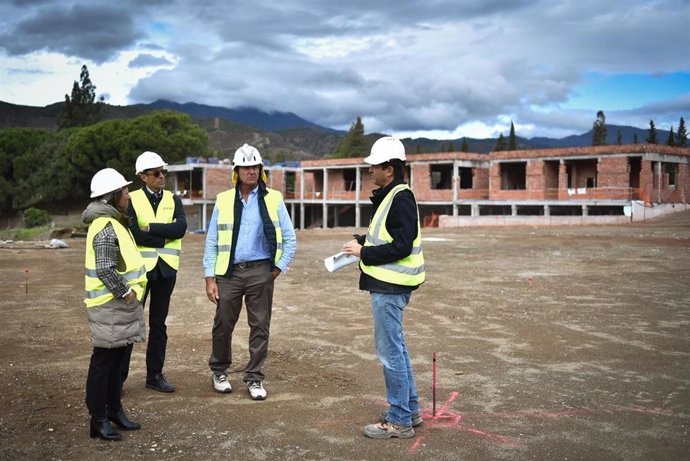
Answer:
[
  {"xmin": 212, "ymin": 373, "xmax": 232, "ymax": 393},
  {"xmin": 246, "ymin": 380, "xmax": 267, "ymax": 400}
]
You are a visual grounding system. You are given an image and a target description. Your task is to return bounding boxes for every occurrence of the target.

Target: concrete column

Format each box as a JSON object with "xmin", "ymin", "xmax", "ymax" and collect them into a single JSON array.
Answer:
[
  {"xmin": 322, "ymin": 167, "xmax": 328, "ymax": 229},
  {"xmin": 300, "ymin": 169, "xmax": 305, "ymax": 230},
  {"xmin": 582, "ymin": 205, "xmax": 589, "ymax": 216},
  {"xmin": 471, "ymin": 203, "xmax": 479, "ymax": 217},
  {"xmin": 544, "ymin": 204, "xmax": 550, "ymax": 217},
  {"xmin": 657, "ymin": 161, "xmax": 662, "ymax": 203},
  {"xmin": 511, "ymin": 204, "xmax": 517, "ymax": 216},
  {"xmin": 452, "ymin": 161, "xmax": 459, "ymax": 217},
  {"xmin": 202, "ymin": 204, "xmax": 207, "ymax": 231},
  {"xmin": 355, "ymin": 167, "xmax": 361, "ymax": 227}
]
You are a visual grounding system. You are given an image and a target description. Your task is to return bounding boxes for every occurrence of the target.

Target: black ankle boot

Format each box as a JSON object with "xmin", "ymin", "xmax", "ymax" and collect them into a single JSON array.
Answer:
[
  {"xmin": 107, "ymin": 408, "xmax": 141, "ymax": 431},
  {"xmin": 90, "ymin": 417, "xmax": 122, "ymax": 441}
]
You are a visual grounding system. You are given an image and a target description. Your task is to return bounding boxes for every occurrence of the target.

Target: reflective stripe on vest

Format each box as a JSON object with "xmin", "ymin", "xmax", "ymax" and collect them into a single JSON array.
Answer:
[
  {"xmin": 360, "ymin": 184, "xmax": 426, "ymax": 286},
  {"xmin": 84, "ymin": 217, "xmax": 147, "ymax": 307},
  {"xmin": 214, "ymin": 188, "xmax": 283, "ymax": 275},
  {"xmin": 129, "ymin": 189, "xmax": 182, "ymax": 271}
]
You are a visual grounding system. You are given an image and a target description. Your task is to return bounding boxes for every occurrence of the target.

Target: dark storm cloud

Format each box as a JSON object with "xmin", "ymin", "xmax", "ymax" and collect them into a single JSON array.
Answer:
[
  {"xmin": 0, "ymin": 3, "xmax": 144, "ymax": 62},
  {"xmin": 2, "ymin": 0, "xmax": 687, "ymax": 136}
]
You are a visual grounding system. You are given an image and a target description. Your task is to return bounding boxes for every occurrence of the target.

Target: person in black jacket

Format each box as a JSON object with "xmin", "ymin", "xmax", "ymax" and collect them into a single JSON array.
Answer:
[
  {"xmin": 342, "ymin": 137, "xmax": 426, "ymax": 439},
  {"xmin": 120, "ymin": 151, "xmax": 187, "ymax": 393}
]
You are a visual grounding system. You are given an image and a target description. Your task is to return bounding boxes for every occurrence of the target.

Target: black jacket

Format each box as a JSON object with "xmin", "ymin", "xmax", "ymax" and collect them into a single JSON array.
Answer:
[
  {"xmin": 357, "ymin": 178, "xmax": 420, "ymax": 293},
  {"xmin": 127, "ymin": 188, "xmax": 187, "ymax": 280}
]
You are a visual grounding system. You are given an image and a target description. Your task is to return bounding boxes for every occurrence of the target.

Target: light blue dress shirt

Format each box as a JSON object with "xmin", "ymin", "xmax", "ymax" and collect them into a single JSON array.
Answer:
[{"xmin": 203, "ymin": 186, "xmax": 296, "ymax": 277}]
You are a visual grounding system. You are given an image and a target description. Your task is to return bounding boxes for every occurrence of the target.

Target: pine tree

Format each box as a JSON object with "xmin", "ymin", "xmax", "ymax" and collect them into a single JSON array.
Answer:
[
  {"xmin": 646, "ymin": 120, "xmax": 658, "ymax": 144},
  {"xmin": 494, "ymin": 133, "xmax": 505, "ymax": 151},
  {"xmin": 58, "ymin": 65, "xmax": 103, "ymax": 129},
  {"xmin": 592, "ymin": 110, "xmax": 607, "ymax": 146},
  {"xmin": 448, "ymin": 141, "xmax": 455, "ymax": 152},
  {"xmin": 332, "ymin": 116, "xmax": 367, "ymax": 158},
  {"xmin": 677, "ymin": 117, "xmax": 687, "ymax": 147},
  {"xmin": 616, "ymin": 130, "xmax": 622, "ymax": 145},
  {"xmin": 667, "ymin": 126, "xmax": 676, "ymax": 146},
  {"xmin": 633, "ymin": 133, "xmax": 639, "ymax": 144},
  {"xmin": 460, "ymin": 137, "xmax": 469, "ymax": 152},
  {"xmin": 508, "ymin": 121, "xmax": 517, "ymax": 150},
  {"xmin": 415, "ymin": 144, "xmax": 421, "ymax": 154}
]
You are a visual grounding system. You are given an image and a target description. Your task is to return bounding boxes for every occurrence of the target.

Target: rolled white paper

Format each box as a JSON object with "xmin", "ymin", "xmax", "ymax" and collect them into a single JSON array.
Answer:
[{"xmin": 324, "ymin": 251, "xmax": 359, "ymax": 272}]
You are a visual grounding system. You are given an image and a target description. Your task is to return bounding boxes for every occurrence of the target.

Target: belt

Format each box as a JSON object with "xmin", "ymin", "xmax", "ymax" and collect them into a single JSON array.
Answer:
[{"xmin": 233, "ymin": 259, "xmax": 269, "ymax": 269}]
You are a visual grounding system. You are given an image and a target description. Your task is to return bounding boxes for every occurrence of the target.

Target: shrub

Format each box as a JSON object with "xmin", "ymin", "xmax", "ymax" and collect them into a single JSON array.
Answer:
[{"xmin": 23, "ymin": 207, "xmax": 51, "ymax": 228}]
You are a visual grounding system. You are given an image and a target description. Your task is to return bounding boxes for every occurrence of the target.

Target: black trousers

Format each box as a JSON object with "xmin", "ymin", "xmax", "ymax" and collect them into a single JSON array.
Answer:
[
  {"xmin": 86, "ymin": 346, "xmax": 127, "ymax": 418},
  {"xmin": 121, "ymin": 273, "xmax": 176, "ymax": 383}
]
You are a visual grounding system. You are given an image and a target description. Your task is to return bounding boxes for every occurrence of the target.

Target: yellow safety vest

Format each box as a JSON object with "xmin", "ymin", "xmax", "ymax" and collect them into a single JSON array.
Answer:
[
  {"xmin": 84, "ymin": 217, "xmax": 147, "ymax": 308},
  {"xmin": 214, "ymin": 188, "xmax": 283, "ymax": 275},
  {"xmin": 129, "ymin": 189, "xmax": 182, "ymax": 271},
  {"xmin": 360, "ymin": 184, "xmax": 425, "ymax": 286}
]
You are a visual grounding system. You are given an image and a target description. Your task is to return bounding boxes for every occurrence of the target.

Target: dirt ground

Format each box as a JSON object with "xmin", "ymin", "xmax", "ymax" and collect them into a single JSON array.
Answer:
[{"xmin": 1, "ymin": 212, "xmax": 689, "ymax": 460}]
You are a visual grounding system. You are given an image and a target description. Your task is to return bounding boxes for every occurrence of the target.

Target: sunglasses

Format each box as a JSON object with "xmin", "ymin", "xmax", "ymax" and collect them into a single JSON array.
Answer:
[{"xmin": 146, "ymin": 169, "xmax": 168, "ymax": 177}]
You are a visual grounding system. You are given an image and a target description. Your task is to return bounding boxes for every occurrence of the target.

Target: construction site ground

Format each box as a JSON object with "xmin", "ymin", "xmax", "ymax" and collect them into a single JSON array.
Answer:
[{"xmin": 1, "ymin": 212, "xmax": 689, "ymax": 460}]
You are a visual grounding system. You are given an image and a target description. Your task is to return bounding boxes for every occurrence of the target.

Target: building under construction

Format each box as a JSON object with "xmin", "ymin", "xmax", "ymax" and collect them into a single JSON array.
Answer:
[{"xmin": 167, "ymin": 144, "xmax": 690, "ymax": 231}]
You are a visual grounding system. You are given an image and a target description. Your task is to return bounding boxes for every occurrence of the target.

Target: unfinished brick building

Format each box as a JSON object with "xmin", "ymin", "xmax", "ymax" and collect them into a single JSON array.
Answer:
[{"xmin": 167, "ymin": 144, "xmax": 689, "ymax": 230}]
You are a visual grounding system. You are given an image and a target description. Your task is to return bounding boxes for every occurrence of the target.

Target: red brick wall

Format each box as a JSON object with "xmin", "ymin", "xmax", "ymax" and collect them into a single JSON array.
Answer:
[
  {"xmin": 595, "ymin": 157, "xmax": 630, "ymax": 199},
  {"xmin": 412, "ymin": 163, "xmax": 433, "ymax": 200},
  {"xmin": 527, "ymin": 160, "xmax": 545, "ymax": 199},
  {"xmin": 205, "ymin": 168, "xmax": 232, "ymax": 199},
  {"xmin": 639, "ymin": 160, "xmax": 654, "ymax": 202}
]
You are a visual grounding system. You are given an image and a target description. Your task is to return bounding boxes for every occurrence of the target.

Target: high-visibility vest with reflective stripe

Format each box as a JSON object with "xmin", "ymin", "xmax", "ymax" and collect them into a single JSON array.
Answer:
[
  {"xmin": 129, "ymin": 189, "xmax": 182, "ymax": 271},
  {"xmin": 360, "ymin": 184, "xmax": 425, "ymax": 286},
  {"xmin": 214, "ymin": 188, "xmax": 283, "ymax": 275},
  {"xmin": 84, "ymin": 217, "xmax": 147, "ymax": 308}
]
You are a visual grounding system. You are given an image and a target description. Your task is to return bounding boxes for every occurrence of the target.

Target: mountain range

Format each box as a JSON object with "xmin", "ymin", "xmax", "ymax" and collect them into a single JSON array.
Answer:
[{"xmin": 0, "ymin": 99, "xmax": 673, "ymax": 161}]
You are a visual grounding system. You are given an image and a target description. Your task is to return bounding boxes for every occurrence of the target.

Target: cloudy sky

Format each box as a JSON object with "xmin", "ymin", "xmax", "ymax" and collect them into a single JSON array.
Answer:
[{"xmin": 1, "ymin": 0, "xmax": 688, "ymax": 139}]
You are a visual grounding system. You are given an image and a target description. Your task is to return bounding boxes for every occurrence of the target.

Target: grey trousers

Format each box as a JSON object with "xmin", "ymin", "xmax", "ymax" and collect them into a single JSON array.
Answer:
[{"xmin": 209, "ymin": 261, "xmax": 274, "ymax": 382}]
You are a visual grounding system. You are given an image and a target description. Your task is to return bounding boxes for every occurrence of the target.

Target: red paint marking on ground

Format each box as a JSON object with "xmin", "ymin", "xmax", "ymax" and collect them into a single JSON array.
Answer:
[
  {"xmin": 494, "ymin": 405, "xmax": 673, "ymax": 419},
  {"xmin": 409, "ymin": 392, "xmax": 522, "ymax": 453},
  {"xmin": 407, "ymin": 395, "xmax": 673, "ymax": 454}
]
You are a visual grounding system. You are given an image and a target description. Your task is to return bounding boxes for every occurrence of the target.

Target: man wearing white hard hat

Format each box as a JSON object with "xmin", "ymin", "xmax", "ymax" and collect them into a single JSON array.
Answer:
[
  {"xmin": 82, "ymin": 168, "xmax": 146, "ymax": 440},
  {"xmin": 203, "ymin": 143, "xmax": 296, "ymax": 400},
  {"xmin": 120, "ymin": 151, "xmax": 187, "ymax": 394},
  {"xmin": 342, "ymin": 136, "xmax": 425, "ymax": 439}
]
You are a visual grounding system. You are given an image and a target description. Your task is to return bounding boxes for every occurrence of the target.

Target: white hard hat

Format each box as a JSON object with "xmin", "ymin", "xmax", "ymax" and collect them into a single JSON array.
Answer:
[
  {"xmin": 135, "ymin": 151, "xmax": 168, "ymax": 174},
  {"xmin": 90, "ymin": 168, "xmax": 132, "ymax": 198},
  {"xmin": 233, "ymin": 144, "xmax": 263, "ymax": 167},
  {"xmin": 364, "ymin": 136, "xmax": 406, "ymax": 165}
]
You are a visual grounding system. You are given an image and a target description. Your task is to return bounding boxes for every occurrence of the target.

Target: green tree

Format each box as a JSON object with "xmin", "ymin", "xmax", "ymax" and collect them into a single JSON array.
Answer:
[
  {"xmin": 46, "ymin": 111, "xmax": 209, "ymax": 204},
  {"xmin": 493, "ymin": 133, "xmax": 506, "ymax": 151},
  {"xmin": 592, "ymin": 110, "xmax": 607, "ymax": 146},
  {"xmin": 646, "ymin": 120, "xmax": 658, "ymax": 144},
  {"xmin": 633, "ymin": 133, "xmax": 639, "ymax": 144},
  {"xmin": 616, "ymin": 129, "xmax": 622, "ymax": 145},
  {"xmin": 677, "ymin": 117, "xmax": 687, "ymax": 147},
  {"xmin": 415, "ymin": 144, "xmax": 421, "ymax": 153},
  {"xmin": 331, "ymin": 117, "xmax": 367, "ymax": 158},
  {"xmin": 0, "ymin": 128, "xmax": 54, "ymax": 212},
  {"xmin": 666, "ymin": 126, "xmax": 676, "ymax": 146},
  {"xmin": 448, "ymin": 141, "xmax": 455, "ymax": 152},
  {"xmin": 58, "ymin": 65, "xmax": 103, "ymax": 129},
  {"xmin": 460, "ymin": 137, "xmax": 469, "ymax": 152},
  {"xmin": 508, "ymin": 121, "xmax": 517, "ymax": 150}
]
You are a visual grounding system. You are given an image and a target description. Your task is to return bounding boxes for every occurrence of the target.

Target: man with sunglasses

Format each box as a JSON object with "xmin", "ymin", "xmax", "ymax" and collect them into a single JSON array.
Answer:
[{"xmin": 120, "ymin": 151, "xmax": 187, "ymax": 394}]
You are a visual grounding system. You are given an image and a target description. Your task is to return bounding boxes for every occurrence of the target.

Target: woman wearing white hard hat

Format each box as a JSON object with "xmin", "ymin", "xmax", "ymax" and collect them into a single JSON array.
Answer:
[{"xmin": 81, "ymin": 168, "xmax": 147, "ymax": 441}]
